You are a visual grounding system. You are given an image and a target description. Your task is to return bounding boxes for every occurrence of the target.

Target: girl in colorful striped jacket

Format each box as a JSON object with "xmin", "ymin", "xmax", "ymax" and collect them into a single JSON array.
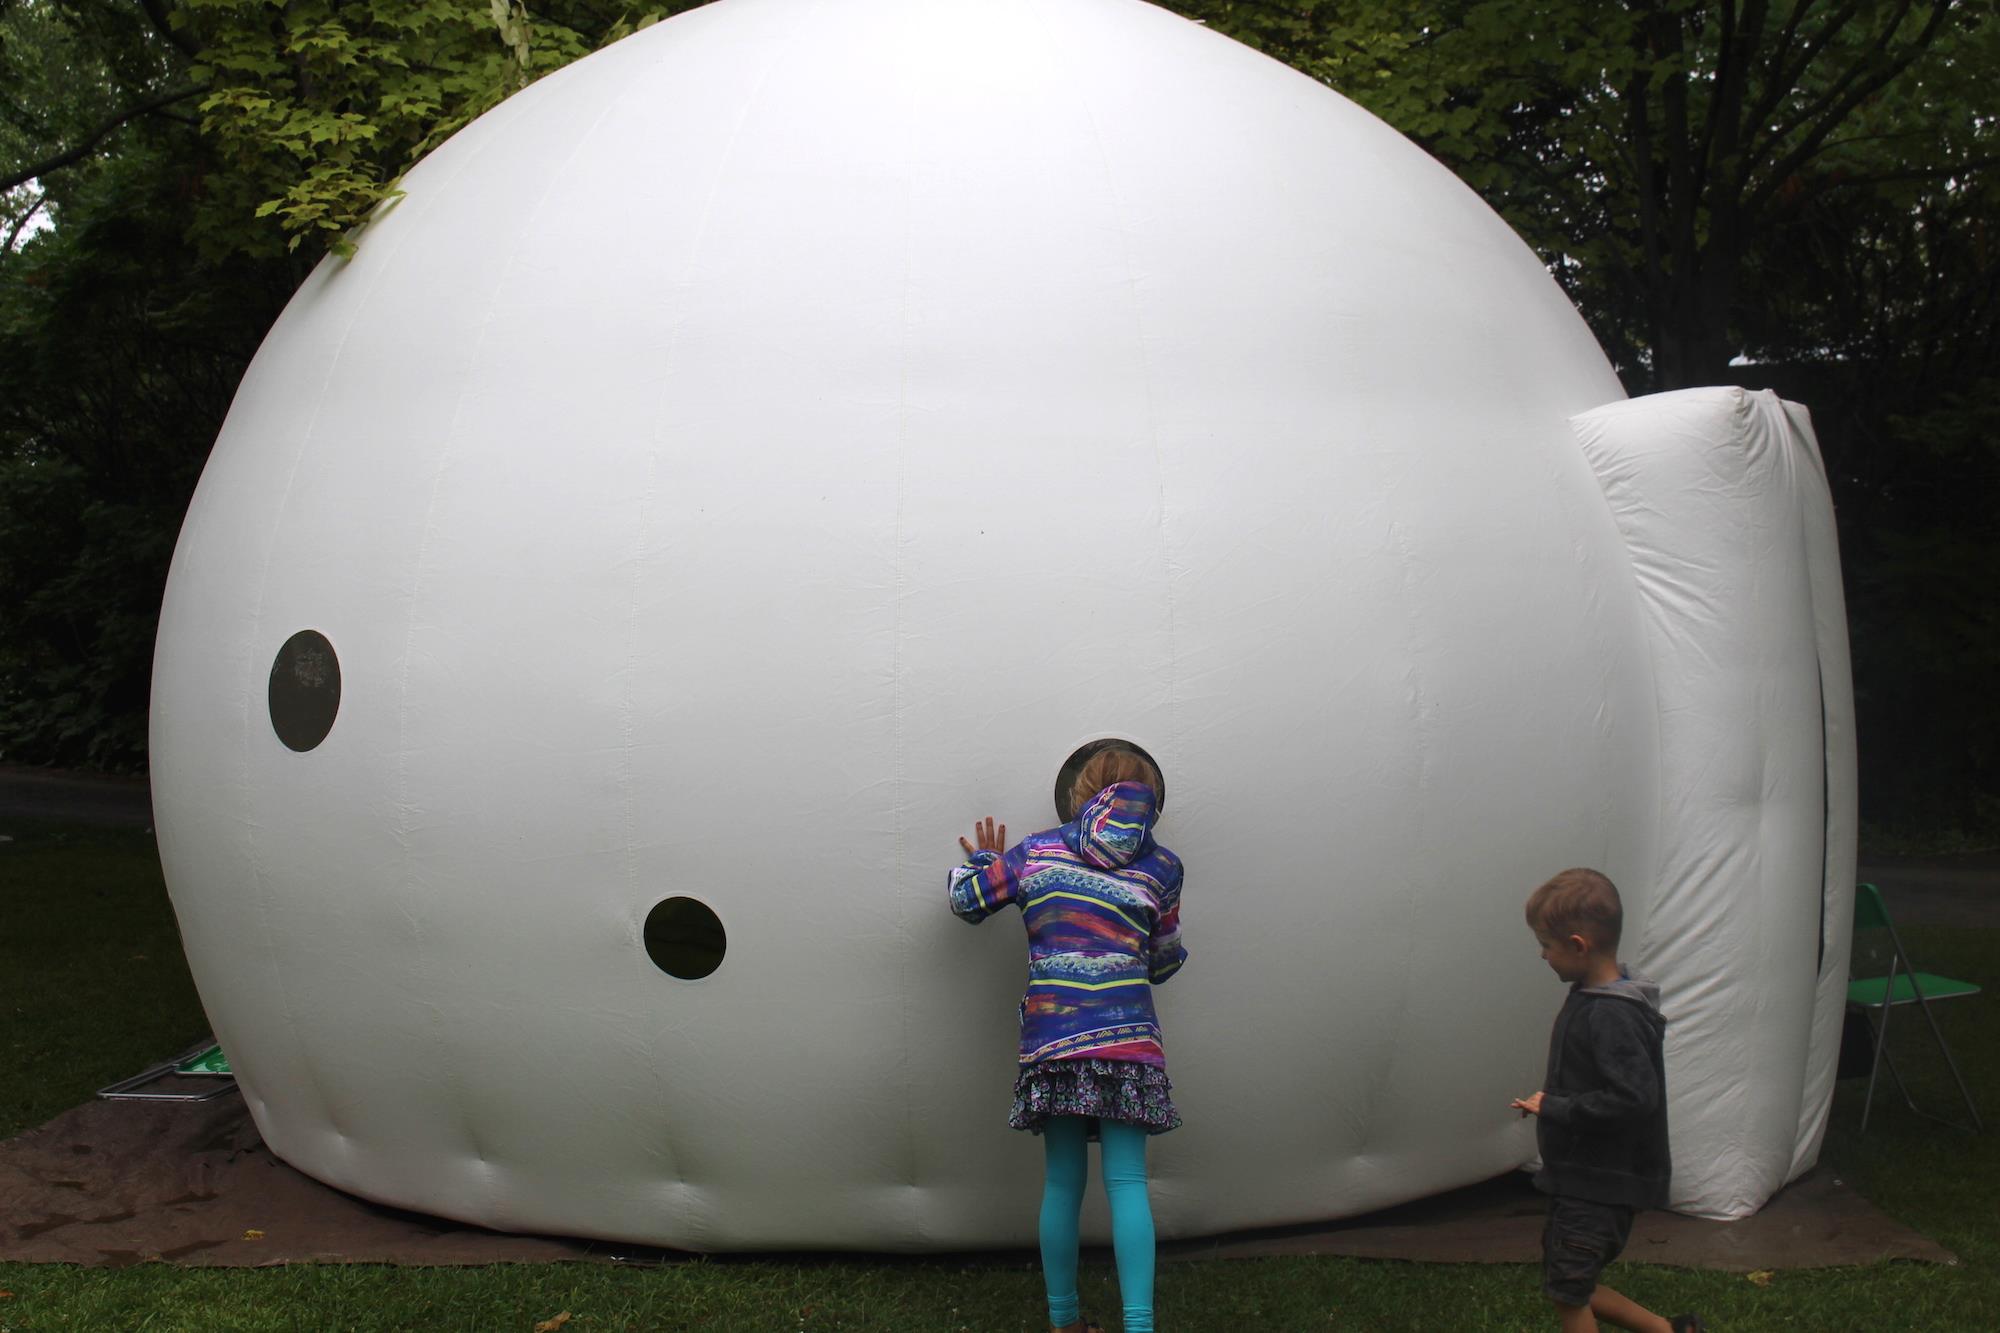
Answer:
[{"xmin": 949, "ymin": 747, "xmax": 1187, "ymax": 1333}]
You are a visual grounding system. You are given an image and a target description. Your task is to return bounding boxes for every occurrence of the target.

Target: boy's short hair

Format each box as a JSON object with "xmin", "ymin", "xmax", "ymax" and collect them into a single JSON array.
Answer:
[
  {"xmin": 1525, "ymin": 868, "xmax": 1623, "ymax": 952},
  {"xmin": 1070, "ymin": 747, "xmax": 1163, "ymax": 815}
]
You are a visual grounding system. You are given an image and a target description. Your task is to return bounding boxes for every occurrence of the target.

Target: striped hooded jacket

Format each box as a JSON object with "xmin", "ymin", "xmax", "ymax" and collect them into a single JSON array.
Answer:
[{"xmin": 948, "ymin": 781, "xmax": 1186, "ymax": 1067}]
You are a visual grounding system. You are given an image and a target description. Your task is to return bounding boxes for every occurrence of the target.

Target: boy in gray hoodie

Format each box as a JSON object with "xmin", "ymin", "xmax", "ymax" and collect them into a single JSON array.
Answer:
[{"xmin": 1511, "ymin": 868, "xmax": 1703, "ymax": 1333}]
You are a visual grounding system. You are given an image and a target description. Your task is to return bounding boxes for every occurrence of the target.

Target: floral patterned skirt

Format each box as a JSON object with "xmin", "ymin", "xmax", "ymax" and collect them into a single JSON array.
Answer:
[{"xmin": 1008, "ymin": 1057, "xmax": 1181, "ymax": 1136}]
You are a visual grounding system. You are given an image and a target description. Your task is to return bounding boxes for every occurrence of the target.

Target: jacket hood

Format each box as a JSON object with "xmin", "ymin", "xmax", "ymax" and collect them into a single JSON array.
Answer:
[
  {"xmin": 1580, "ymin": 967, "xmax": 1665, "ymax": 1024},
  {"xmin": 1066, "ymin": 781, "xmax": 1159, "ymax": 869}
]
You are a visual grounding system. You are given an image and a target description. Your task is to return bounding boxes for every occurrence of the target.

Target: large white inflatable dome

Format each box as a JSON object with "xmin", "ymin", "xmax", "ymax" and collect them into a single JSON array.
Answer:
[{"xmin": 151, "ymin": 0, "xmax": 1855, "ymax": 1249}]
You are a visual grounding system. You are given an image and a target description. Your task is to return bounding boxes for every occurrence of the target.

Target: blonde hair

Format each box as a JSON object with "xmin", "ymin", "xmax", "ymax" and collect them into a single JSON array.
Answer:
[
  {"xmin": 1525, "ymin": 868, "xmax": 1623, "ymax": 952},
  {"xmin": 1070, "ymin": 747, "xmax": 1163, "ymax": 815}
]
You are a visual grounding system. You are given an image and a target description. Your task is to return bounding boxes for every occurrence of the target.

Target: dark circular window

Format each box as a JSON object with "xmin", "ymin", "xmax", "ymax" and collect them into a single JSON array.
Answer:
[
  {"xmin": 1054, "ymin": 737, "xmax": 1166, "ymax": 822},
  {"xmin": 268, "ymin": 630, "xmax": 341, "ymax": 752},
  {"xmin": 644, "ymin": 897, "xmax": 726, "ymax": 980}
]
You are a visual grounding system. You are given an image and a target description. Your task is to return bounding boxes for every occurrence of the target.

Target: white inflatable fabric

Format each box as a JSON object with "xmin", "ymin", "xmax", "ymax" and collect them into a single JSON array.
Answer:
[
  {"xmin": 1570, "ymin": 389, "xmax": 1857, "ymax": 1219},
  {"xmin": 149, "ymin": 0, "xmax": 1853, "ymax": 1248}
]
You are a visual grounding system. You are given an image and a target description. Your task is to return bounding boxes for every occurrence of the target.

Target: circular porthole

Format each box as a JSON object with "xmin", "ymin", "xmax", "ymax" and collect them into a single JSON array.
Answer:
[
  {"xmin": 644, "ymin": 897, "xmax": 727, "ymax": 980},
  {"xmin": 1054, "ymin": 737, "xmax": 1167, "ymax": 822},
  {"xmin": 268, "ymin": 630, "xmax": 341, "ymax": 752}
]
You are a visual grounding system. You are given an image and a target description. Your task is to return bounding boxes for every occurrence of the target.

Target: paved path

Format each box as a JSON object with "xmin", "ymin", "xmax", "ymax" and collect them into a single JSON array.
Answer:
[
  {"xmin": 2, "ymin": 763, "xmax": 1992, "ymax": 924},
  {"xmin": 1855, "ymin": 851, "xmax": 2000, "ymax": 929},
  {"xmin": 0, "ymin": 762, "xmax": 151, "ymax": 829}
]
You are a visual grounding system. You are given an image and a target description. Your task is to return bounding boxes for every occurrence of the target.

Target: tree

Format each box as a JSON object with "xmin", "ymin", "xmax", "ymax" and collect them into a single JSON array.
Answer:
[
  {"xmin": 182, "ymin": 0, "xmax": 570, "ymax": 255},
  {"xmin": 0, "ymin": 137, "xmax": 297, "ymax": 766},
  {"xmin": 1175, "ymin": 0, "xmax": 1994, "ymax": 393},
  {"xmin": 0, "ymin": 0, "xmax": 201, "ymax": 197},
  {"xmin": 3, "ymin": 3, "xmax": 704, "ymax": 257}
]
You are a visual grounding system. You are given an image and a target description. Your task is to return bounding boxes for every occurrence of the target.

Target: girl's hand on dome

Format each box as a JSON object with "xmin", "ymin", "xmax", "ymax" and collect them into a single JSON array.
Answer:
[{"xmin": 959, "ymin": 817, "xmax": 1007, "ymax": 857}]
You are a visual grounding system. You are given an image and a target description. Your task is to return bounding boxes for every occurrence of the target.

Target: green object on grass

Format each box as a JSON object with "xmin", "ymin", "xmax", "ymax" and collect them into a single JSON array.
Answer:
[
  {"xmin": 1848, "ymin": 972, "xmax": 1983, "ymax": 1007},
  {"xmin": 1847, "ymin": 882, "xmax": 1983, "ymax": 1133},
  {"xmin": 175, "ymin": 1044, "xmax": 231, "ymax": 1076}
]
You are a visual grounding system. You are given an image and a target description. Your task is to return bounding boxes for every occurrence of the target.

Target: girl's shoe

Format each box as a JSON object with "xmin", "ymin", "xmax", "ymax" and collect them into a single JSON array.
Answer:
[{"xmin": 1669, "ymin": 1317, "xmax": 1706, "ymax": 1332}]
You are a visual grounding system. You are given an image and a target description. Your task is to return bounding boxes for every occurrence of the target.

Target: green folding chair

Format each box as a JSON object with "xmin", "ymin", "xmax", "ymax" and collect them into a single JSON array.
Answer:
[{"xmin": 1846, "ymin": 882, "xmax": 1982, "ymax": 1134}]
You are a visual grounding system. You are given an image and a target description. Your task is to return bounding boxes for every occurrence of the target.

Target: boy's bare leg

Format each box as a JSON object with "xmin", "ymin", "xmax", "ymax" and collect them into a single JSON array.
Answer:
[
  {"xmin": 1588, "ymin": 1285, "xmax": 1671, "ymax": 1333},
  {"xmin": 1555, "ymin": 1301, "xmax": 1598, "ymax": 1332}
]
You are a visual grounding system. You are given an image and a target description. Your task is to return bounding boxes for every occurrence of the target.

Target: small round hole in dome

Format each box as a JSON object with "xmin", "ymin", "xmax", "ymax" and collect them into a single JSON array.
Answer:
[
  {"xmin": 268, "ymin": 630, "xmax": 341, "ymax": 752},
  {"xmin": 644, "ymin": 897, "xmax": 727, "ymax": 980},
  {"xmin": 1054, "ymin": 738, "xmax": 1166, "ymax": 823}
]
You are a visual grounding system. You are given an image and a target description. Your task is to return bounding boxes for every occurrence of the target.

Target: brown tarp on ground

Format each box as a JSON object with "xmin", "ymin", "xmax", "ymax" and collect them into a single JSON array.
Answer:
[
  {"xmin": 1164, "ymin": 1169, "xmax": 1955, "ymax": 1269},
  {"xmin": 0, "ymin": 1090, "xmax": 1955, "ymax": 1270}
]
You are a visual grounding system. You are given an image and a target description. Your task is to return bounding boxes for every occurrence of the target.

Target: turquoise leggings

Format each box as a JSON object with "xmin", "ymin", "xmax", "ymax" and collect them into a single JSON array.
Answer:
[{"xmin": 1039, "ymin": 1116, "xmax": 1155, "ymax": 1333}]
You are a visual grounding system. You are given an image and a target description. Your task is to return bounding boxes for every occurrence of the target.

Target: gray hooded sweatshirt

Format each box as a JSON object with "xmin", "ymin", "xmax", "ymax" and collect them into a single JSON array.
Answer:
[{"xmin": 1534, "ymin": 967, "xmax": 1672, "ymax": 1209}]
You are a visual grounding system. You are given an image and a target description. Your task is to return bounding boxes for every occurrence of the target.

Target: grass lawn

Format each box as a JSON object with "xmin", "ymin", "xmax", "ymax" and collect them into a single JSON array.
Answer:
[{"xmin": 2, "ymin": 821, "xmax": 1995, "ymax": 1331}]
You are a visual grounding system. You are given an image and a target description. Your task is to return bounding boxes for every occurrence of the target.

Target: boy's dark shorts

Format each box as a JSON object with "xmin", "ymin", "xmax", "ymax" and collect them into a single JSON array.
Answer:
[{"xmin": 1541, "ymin": 1195, "xmax": 1635, "ymax": 1306}]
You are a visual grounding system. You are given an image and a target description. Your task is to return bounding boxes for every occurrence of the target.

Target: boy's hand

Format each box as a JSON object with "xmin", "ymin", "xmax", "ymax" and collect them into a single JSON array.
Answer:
[
  {"xmin": 959, "ymin": 817, "xmax": 1006, "ymax": 858},
  {"xmin": 1511, "ymin": 1092, "xmax": 1545, "ymax": 1117}
]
